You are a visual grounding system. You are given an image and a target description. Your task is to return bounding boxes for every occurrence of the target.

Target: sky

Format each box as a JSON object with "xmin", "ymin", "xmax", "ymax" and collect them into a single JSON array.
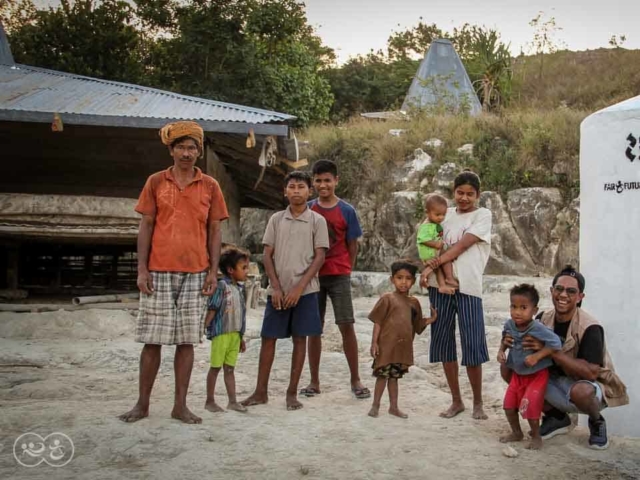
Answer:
[{"xmin": 304, "ymin": 0, "xmax": 639, "ymax": 64}]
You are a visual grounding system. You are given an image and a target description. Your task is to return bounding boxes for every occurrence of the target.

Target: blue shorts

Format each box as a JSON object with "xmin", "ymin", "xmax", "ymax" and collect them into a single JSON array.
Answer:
[
  {"xmin": 428, "ymin": 287, "xmax": 489, "ymax": 366},
  {"xmin": 261, "ymin": 293, "xmax": 322, "ymax": 339},
  {"xmin": 545, "ymin": 374, "xmax": 606, "ymax": 414}
]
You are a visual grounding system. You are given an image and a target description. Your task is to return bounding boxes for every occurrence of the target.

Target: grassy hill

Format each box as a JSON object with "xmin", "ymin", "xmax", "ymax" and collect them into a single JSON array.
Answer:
[
  {"xmin": 511, "ymin": 48, "xmax": 640, "ymax": 111},
  {"xmin": 299, "ymin": 48, "xmax": 640, "ymax": 204}
]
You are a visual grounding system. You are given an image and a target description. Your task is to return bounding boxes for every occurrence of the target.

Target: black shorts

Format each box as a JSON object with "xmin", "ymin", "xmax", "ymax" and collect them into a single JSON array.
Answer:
[
  {"xmin": 318, "ymin": 275, "xmax": 355, "ymax": 326},
  {"xmin": 261, "ymin": 293, "xmax": 322, "ymax": 339}
]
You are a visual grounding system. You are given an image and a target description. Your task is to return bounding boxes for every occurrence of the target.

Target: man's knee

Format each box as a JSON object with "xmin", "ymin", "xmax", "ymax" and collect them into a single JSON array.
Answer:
[
  {"xmin": 569, "ymin": 382, "xmax": 597, "ymax": 405},
  {"xmin": 223, "ymin": 365, "xmax": 234, "ymax": 374}
]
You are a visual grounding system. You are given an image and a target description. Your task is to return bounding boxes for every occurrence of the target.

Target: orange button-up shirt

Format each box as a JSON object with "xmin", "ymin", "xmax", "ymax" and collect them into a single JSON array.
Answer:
[{"xmin": 135, "ymin": 167, "xmax": 229, "ymax": 273}]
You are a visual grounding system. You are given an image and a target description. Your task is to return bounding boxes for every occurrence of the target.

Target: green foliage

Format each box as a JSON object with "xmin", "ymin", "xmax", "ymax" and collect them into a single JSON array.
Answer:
[
  {"xmin": 2, "ymin": 0, "xmax": 334, "ymax": 126},
  {"xmin": 325, "ymin": 22, "xmax": 513, "ymax": 119},
  {"xmin": 465, "ymin": 28, "xmax": 513, "ymax": 111},
  {"xmin": 4, "ymin": 0, "xmax": 144, "ymax": 82},
  {"xmin": 322, "ymin": 54, "xmax": 417, "ymax": 121},
  {"xmin": 303, "ymin": 110, "xmax": 586, "ymax": 202}
]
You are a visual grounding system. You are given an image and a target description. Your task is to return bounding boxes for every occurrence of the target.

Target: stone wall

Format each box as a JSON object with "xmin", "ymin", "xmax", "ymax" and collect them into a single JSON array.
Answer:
[{"xmin": 239, "ymin": 163, "xmax": 579, "ymax": 275}]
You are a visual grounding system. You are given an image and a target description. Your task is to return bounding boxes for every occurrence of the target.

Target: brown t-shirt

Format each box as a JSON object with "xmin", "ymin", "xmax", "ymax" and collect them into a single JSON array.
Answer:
[
  {"xmin": 368, "ymin": 292, "xmax": 426, "ymax": 370},
  {"xmin": 135, "ymin": 167, "xmax": 229, "ymax": 273}
]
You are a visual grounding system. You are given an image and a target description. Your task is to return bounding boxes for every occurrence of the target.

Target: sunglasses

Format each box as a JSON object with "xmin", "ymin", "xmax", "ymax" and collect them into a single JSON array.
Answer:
[{"xmin": 552, "ymin": 285, "xmax": 580, "ymax": 295}]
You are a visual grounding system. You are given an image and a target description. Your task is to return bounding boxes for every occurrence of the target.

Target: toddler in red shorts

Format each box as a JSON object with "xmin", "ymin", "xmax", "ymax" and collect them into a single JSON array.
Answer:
[{"xmin": 497, "ymin": 284, "xmax": 562, "ymax": 449}]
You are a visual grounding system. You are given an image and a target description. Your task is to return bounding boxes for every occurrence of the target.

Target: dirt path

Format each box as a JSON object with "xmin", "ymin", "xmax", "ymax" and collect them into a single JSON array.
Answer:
[{"xmin": 1, "ymin": 281, "xmax": 639, "ymax": 479}]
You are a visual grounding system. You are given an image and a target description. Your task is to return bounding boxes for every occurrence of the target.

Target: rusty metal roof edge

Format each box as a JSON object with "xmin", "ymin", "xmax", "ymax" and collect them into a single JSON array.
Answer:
[
  {"xmin": 2, "ymin": 63, "xmax": 297, "ymax": 123},
  {"xmin": 0, "ymin": 109, "xmax": 290, "ymax": 136}
]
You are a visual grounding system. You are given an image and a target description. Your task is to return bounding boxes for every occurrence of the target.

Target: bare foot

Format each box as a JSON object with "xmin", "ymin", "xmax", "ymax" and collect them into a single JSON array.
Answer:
[
  {"xmin": 526, "ymin": 436, "xmax": 543, "ymax": 450},
  {"xmin": 171, "ymin": 405, "xmax": 202, "ymax": 424},
  {"xmin": 368, "ymin": 404, "xmax": 380, "ymax": 418},
  {"xmin": 286, "ymin": 394, "xmax": 304, "ymax": 411},
  {"xmin": 389, "ymin": 407, "xmax": 408, "ymax": 419},
  {"xmin": 472, "ymin": 403, "xmax": 488, "ymax": 420},
  {"xmin": 445, "ymin": 277, "xmax": 459, "ymax": 288},
  {"xmin": 204, "ymin": 401, "xmax": 225, "ymax": 413},
  {"xmin": 438, "ymin": 286, "xmax": 456, "ymax": 295},
  {"xmin": 118, "ymin": 404, "xmax": 149, "ymax": 423},
  {"xmin": 439, "ymin": 402, "xmax": 465, "ymax": 418},
  {"xmin": 241, "ymin": 392, "xmax": 268, "ymax": 407},
  {"xmin": 227, "ymin": 402, "xmax": 248, "ymax": 413},
  {"xmin": 499, "ymin": 431, "xmax": 524, "ymax": 443}
]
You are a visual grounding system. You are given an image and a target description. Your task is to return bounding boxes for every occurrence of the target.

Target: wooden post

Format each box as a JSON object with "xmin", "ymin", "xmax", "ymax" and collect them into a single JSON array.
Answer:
[{"xmin": 6, "ymin": 247, "xmax": 19, "ymax": 290}]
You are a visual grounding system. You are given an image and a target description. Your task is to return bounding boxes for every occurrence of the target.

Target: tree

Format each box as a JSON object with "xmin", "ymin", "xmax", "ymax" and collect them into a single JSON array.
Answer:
[
  {"xmin": 4, "ymin": 0, "xmax": 145, "ymax": 83},
  {"xmin": 3, "ymin": 0, "xmax": 334, "ymax": 126},
  {"xmin": 466, "ymin": 28, "xmax": 513, "ymax": 111},
  {"xmin": 528, "ymin": 11, "xmax": 565, "ymax": 79},
  {"xmin": 387, "ymin": 20, "xmax": 445, "ymax": 60}
]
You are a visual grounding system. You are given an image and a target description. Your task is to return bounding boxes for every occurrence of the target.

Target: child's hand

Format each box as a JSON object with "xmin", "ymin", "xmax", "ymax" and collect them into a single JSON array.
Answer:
[
  {"xmin": 283, "ymin": 286, "xmax": 303, "ymax": 309},
  {"xmin": 204, "ymin": 311, "xmax": 215, "ymax": 329},
  {"xmin": 240, "ymin": 339, "xmax": 246, "ymax": 353},
  {"xmin": 497, "ymin": 350, "xmax": 506, "ymax": 364},
  {"xmin": 524, "ymin": 355, "xmax": 538, "ymax": 367},
  {"xmin": 271, "ymin": 289, "xmax": 285, "ymax": 310},
  {"xmin": 370, "ymin": 343, "xmax": 379, "ymax": 358}
]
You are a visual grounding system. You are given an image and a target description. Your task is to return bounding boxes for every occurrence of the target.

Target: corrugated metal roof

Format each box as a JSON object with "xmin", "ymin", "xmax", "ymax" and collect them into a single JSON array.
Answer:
[{"xmin": 0, "ymin": 63, "xmax": 296, "ymax": 127}]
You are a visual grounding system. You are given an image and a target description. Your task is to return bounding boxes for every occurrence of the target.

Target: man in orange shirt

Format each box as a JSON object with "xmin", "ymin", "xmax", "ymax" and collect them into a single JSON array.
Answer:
[{"xmin": 119, "ymin": 121, "xmax": 228, "ymax": 424}]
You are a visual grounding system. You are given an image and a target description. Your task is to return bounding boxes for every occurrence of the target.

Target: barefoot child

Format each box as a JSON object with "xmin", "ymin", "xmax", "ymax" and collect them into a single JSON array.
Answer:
[
  {"xmin": 241, "ymin": 171, "xmax": 329, "ymax": 411},
  {"xmin": 368, "ymin": 260, "xmax": 437, "ymax": 419},
  {"xmin": 417, "ymin": 193, "xmax": 458, "ymax": 295},
  {"xmin": 204, "ymin": 247, "xmax": 250, "ymax": 413},
  {"xmin": 497, "ymin": 284, "xmax": 562, "ymax": 449}
]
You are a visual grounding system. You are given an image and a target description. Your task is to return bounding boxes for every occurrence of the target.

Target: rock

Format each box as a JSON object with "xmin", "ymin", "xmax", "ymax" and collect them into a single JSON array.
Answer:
[
  {"xmin": 507, "ymin": 188, "xmax": 564, "ymax": 273},
  {"xmin": 388, "ymin": 129, "xmax": 406, "ymax": 137},
  {"xmin": 502, "ymin": 446, "xmax": 518, "ymax": 458},
  {"xmin": 393, "ymin": 150, "xmax": 433, "ymax": 188},
  {"xmin": 420, "ymin": 177, "xmax": 431, "ymax": 191},
  {"xmin": 432, "ymin": 162, "xmax": 461, "ymax": 193},
  {"xmin": 551, "ymin": 197, "xmax": 580, "ymax": 270},
  {"xmin": 240, "ymin": 208, "xmax": 275, "ymax": 253},
  {"xmin": 479, "ymin": 192, "xmax": 537, "ymax": 275},
  {"xmin": 409, "ymin": 149, "xmax": 432, "ymax": 172},
  {"xmin": 423, "ymin": 138, "xmax": 443, "ymax": 148},
  {"xmin": 355, "ymin": 193, "xmax": 419, "ymax": 271},
  {"xmin": 457, "ymin": 143, "xmax": 474, "ymax": 156}
]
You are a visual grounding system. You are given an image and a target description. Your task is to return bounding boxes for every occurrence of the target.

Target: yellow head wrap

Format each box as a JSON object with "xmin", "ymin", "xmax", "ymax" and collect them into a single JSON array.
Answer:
[{"xmin": 159, "ymin": 121, "xmax": 204, "ymax": 151}]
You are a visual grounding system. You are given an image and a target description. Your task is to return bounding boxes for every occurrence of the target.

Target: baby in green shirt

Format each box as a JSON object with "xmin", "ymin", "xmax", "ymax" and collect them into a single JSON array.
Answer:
[{"xmin": 416, "ymin": 194, "xmax": 458, "ymax": 295}]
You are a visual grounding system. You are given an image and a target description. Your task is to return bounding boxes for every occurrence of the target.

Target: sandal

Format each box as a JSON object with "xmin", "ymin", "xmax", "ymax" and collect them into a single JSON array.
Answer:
[
  {"xmin": 352, "ymin": 386, "xmax": 371, "ymax": 399},
  {"xmin": 299, "ymin": 387, "xmax": 321, "ymax": 397}
]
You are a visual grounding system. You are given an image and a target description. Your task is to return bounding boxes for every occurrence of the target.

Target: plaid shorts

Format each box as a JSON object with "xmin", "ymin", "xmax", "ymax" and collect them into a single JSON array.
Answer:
[{"xmin": 135, "ymin": 271, "xmax": 208, "ymax": 345}]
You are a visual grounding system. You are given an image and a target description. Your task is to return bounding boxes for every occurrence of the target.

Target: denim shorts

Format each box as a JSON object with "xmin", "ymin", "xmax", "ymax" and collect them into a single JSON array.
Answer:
[
  {"xmin": 261, "ymin": 293, "xmax": 322, "ymax": 339},
  {"xmin": 318, "ymin": 275, "xmax": 355, "ymax": 325},
  {"xmin": 545, "ymin": 374, "xmax": 606, "ymax": 414}
]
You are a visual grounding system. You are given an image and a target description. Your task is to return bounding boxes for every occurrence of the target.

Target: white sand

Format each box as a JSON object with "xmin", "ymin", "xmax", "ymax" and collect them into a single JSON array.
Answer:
[{"xmin": 1, "ymin": 284, "xmax": 639, "ymax": 479}]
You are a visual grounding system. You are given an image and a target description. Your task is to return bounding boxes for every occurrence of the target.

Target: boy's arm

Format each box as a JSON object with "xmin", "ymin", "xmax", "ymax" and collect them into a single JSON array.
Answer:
[
  {"xmin": 283, "ymin": 247, "xmax": 326, "ymax": 309},
  {"xmin": 263, "ymin": 245, "xmax": 284, "ymax": 309},
  {"xmin": 347, "ymin": 239, "xmax": 359, "ymax": 269},
  {"xmin": 204, "ymin": 309, "xmax": 216, "ymax": 328},
  {"xmin": 370, "ymin": 322, "xmax": 381, "ymax": 357}
]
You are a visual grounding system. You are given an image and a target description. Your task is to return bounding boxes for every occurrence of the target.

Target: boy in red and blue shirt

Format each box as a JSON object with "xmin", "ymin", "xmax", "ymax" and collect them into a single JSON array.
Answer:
[{"xmin": 300, "ymin": 160, "xmax": 370, "ymax": 399}]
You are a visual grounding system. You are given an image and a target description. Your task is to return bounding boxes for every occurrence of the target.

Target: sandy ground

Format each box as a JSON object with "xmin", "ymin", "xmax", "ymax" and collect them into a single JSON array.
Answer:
[{"xmin": 1, "ymin": 276, "xmax": 639, "ymax": 480}]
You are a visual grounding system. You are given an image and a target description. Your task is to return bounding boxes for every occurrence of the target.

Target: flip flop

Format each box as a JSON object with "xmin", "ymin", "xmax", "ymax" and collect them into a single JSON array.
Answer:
[
  {"xmin": 299, "ymin": 387, "xmax": 321, "ymax": 397},
  {"xmin": 352, "ymin": 386, "xmax": 371, "ymax": 399}
]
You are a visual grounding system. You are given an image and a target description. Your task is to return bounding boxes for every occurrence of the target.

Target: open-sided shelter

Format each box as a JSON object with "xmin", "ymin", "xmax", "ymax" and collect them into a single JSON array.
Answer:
[{"xmin": 0, "ymin": 24, "xmax": 299, "ymax": 296}]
